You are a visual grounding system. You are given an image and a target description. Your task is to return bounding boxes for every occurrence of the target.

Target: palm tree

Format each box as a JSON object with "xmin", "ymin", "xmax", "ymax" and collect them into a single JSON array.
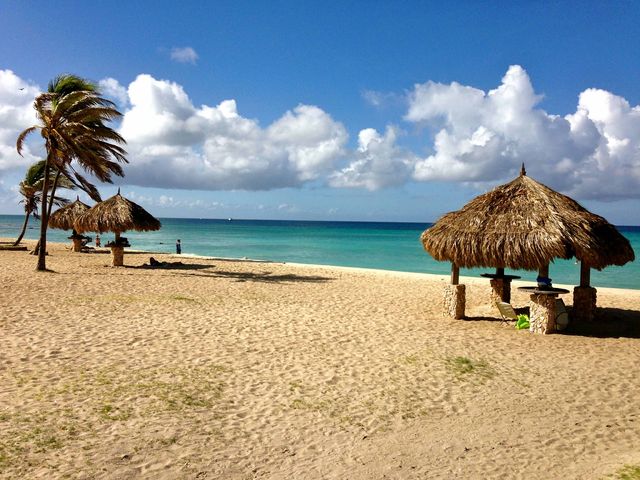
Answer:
[
  {"xmin": 13, "ymin": 160, "xmax": 74, "ymax": 246},
  {"xmin": 16, "ymin": 74, "xmax": 127, "ymax": 270}
]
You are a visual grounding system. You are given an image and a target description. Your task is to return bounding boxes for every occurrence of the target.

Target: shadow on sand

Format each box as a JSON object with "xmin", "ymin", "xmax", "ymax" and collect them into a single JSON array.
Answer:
[
  {"xmin": 467, "ymin": 307, "xmax": 640, "ymax": 339},
  {"xmin": 206, "ymin": 270, "xmax": 333, "ymax": 284},
  {"xmin": 128, "ymin": 260, "xmax": 332, "ymax": 284},
  {"xmin": 563, "ymin": 307, "xmax": 640, "ymax": 339}
]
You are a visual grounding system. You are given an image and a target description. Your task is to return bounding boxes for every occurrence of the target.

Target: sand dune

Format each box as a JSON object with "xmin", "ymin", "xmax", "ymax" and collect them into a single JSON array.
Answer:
[{"xmin": 1, "ymin": 240, "xmax": 639, "ymax": 479}]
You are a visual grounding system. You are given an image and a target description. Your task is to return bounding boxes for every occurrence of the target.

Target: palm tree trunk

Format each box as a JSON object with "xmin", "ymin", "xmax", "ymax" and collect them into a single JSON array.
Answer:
[
  {"xmin": 36, "ymin": 159, "xmax": 51, "ymax": 271},
  {"xmin": 46, "ymin": 169, "xmax": 62, "ymax": 219},
  {"xmin": 13, "ymin": 212, "xmax": 30, "ymax": 246},
  {"xmin": 31, "ymin": 168, "xmax": 61, "ymax": 257}
]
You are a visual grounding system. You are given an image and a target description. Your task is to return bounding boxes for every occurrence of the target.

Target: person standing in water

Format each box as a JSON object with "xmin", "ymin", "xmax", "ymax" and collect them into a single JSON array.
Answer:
[
  {"xmin": 176, "ymin": 239, "xmax": 181, "ymax": 254},
  {"xmin": 95, "ymin": 234, "xmax": 101, "ymax": 247}
]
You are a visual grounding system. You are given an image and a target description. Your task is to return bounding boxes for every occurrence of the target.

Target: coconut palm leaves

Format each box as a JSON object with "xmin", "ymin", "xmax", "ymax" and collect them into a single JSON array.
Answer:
[
  {"xmin": 16, "ymin": 74, "xmax": 128, "ymax": 270},
  {"xmin": 13, "ymin": 160, "xmax": 74, "ymax": 246}
]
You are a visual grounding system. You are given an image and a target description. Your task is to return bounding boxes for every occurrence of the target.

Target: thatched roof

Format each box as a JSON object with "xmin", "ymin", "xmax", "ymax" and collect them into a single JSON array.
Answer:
[
  {"xmin": 74, "ymin": 190, "xmax": 161, "ymax": 234},
  {"xmin": 48, "ymin": 197, "xmax": 90, "ymax": 231},
  {"xmin": 421, "ymin": 168, "xmax": 635, "ymax": 271}
]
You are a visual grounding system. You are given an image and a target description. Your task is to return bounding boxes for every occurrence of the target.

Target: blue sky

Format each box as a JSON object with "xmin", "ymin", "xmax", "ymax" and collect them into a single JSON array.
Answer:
[{"xmin": 1, "ymin": 1, "xmax": 639, "ymax": 223}]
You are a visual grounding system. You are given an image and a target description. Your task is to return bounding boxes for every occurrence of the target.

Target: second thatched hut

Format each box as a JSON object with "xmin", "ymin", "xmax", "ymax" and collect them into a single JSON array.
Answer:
[
  {"xmin": 49, "ymin": 197, "xmax": 91, "ymax": 252},
  {"xmin": 75, "ymin": 189, "xmax": 161, "ymax": 266}
]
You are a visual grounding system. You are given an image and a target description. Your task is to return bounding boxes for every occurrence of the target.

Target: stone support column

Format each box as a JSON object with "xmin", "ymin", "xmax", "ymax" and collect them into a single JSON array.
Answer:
[
  {"xmin": 444, "ymin": 284, "xmax": 466, "ymax": 319},
  {"xmin": 71, "ymin": 238, "xmax": 83, "ymax": 252},
  {"xmin": 490, "ymin": 278, "xmax": 511, "ymax": 306},
  {"xmin": 110, "ymin": 246, "xmax": 124, "ymax": 267},
  {"xmin": 528, "ymin": 294, "xmax": 557, "ymax": 334},
  {"xmin": 572, "ymin": 286, "xmax": 597, "ymax": 323}
]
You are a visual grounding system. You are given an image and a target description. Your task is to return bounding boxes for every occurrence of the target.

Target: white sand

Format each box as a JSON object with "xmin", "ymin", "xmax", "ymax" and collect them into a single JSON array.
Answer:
[{"xmin": 1, "ymin": 240, "xmax": 639, "ymax": 479}]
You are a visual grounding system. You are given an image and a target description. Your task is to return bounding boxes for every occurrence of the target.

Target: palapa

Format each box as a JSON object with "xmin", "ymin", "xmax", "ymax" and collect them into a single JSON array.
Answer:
[
  {"xmin": 421, "ymin": 167, "xmax": 634, "ymax": 271},
  {"xmin": 421, "ymin": 165, "xmax": 635, "ymax": 328},
  {"xmin": 49, "ymin": 197, "xmax": 90, "ymax": 231},
  {"xmin": 48, "ymin": 197, "xmax": 91, "ymax": 252},
  {"xmin": 74, "ymin": 190, "xmax": 161, "ymax": 236},
  {"xmin": 74, "ymin": 190, "xmax": 161, "ymax": 266}
]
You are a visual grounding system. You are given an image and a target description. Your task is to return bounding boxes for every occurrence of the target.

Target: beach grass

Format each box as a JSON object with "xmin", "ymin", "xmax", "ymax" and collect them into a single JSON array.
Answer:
[
  {"xmin": 0, "ymin": 364, "xmax": 229, "ymax": 472},
  {"xmin": 607, "ymin": 464, "xmax": 640, "ymax": 480},
  {"xmin": 445, "ymin": 356, "xmax": 495, "ymax": 381}
]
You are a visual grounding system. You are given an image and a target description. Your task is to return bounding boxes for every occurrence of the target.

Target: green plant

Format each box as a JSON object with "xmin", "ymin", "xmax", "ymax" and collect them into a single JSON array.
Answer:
[{"xmin": 515, "ymin": 314, "xmax": 530, "ymax": 330}]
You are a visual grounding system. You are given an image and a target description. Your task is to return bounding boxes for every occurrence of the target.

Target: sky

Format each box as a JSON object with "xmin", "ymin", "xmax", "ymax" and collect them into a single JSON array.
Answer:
[{"xmin": 1, "ymin": 0, "xmax": 639, "ymax": 223}]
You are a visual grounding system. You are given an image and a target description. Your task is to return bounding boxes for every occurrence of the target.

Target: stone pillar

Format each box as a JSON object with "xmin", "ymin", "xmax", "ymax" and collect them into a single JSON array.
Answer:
[
  {"xmin": 444, "ymin": 284, "xmax": 466, "ymax": 319},
  {"xmin": 490, "ymin": 278, "xmax": 511, "ymax": 306},
  {"xmin": 71, "ymin": 238, "xmax": 83, "ymax": 252},
  {"xmin": 572, "ymin": 286, "xmax": 597, "ymax": 323},
  {"xmin": 528, "ymin": 294, "xmax": 557, "ymax": 334},
  {"xmin": 110, "ymin": 246, "xmax": 124, "ymax": 267}
]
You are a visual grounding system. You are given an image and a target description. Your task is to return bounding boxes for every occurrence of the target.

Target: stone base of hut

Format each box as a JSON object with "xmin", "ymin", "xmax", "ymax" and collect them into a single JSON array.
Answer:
[
  {"xmin": 71, "ymin": 238, "xmax": 83, "ymax": 252},
  {"xmin": 110, "ymin": 246, "xmax": 124, "ymax": 267},
  {"xmin": 529, "ymin": 294, "xmax": 557, "ymax": 334},
  {"xmin": 489, "ymin": 278, "xmax": 511, "ymax": 308},
  {"xmin": 572, "ymin": 286, "xmax": 597, "ymax": 323},
  {"xmin": 444, "ymin": 284, "xmax": 466, "ymax": 319}
]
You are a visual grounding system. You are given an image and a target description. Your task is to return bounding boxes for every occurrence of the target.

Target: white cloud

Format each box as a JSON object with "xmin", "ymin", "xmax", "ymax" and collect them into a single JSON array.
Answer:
[
  {"xmin": 406, "ymin": 65, "xmax": 640, "ymax": 199},
  {"xmin": 98, "ymin": 77, "xmax": 129, "ymax": 107},
  {"xmin": 1, "ymin": 67, "xmax": 639, "ymax": 203},
  {"xmin": 118, "ymin": 74, "xmax": 348, "ymax": 190},
  {"xmin": 170, "ymin": 47, "xmax": 199, "ymax": 64},
  {"xmin": 0, "ymin": 70, "xmax": 40, "ymax": 172},
  {"xmin": 329, "ymin": 126, "xmax": 416, "ymax": 190},
  {"xmin": 0, "ymin": 178, "xmax": 20, "ymax": 209},
  {"xmin": 126, "ymin": 190, "xmax": 223, "ymax": 210},
  {"xmin": 361, "ymin": 90, "xmax": 403, "ymax": 108}
]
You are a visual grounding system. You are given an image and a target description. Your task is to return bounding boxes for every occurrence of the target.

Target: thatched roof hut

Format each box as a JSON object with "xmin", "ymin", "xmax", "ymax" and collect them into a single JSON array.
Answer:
[
  {"xmin": 74, "ymin": 190, "xmax": 161, "ymax": 236},
  {"xmin": 49, "ymin": 197, "xmax": 90, "ymax": 232},
  {"xmin": 421, "ymin": 166, "xmax": 635, "ymax": 327},
  {"xmin": 49, "ymin": 197, "xmax": 91, "ymax": 252},
  {"xmin": 74, "ymin": 190, "xmax": 161, "ymax": 266},
  {"xmin": 421, "ymin": 167, "xmax": 634, "ymax": 271}
]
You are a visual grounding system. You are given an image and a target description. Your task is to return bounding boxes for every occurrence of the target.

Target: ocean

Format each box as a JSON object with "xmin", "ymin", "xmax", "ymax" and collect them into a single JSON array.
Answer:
[{"xmin": 1, "ymin": 215, "xmax": 638, "ymax": 290}]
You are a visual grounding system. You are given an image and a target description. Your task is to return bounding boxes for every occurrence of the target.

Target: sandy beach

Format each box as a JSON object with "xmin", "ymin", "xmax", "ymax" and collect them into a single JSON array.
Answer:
[{"xmin": 1, "ymin": 240, "xmax": 639, "ymax": 479}]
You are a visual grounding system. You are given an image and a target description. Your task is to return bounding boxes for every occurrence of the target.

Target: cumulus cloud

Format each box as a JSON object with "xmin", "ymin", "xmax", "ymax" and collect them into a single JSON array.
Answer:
[
  {"xmin": 0, "ymin": 70, "xmax": 40, "ymax": 172},
  {"xmin": 170, "ymin": 47, "xmax": 199, "ymax": 64},
  {"xmin": 1, "ymin": 67, "xmax": 639, "ymax": 202},
  {"xmin": 126, "ymin": 190, "xmax": 224, "ymax": 210},
  {"xmin": 118, "ymin": 74, "xmax": 348, "ymax": 190},
  {"xmin": 98, "ymin": 77, "xmax": 129, "ymax": 107},
  {"xmin": 406, "ymin": 65, "xmax": 640, "ymax": 200},
  {"xmin": 329, "ymin": 126, "xmax": 417, "ymax": 190},
  {"xmin": 0, "ymin": 178, "xmax": 20, "ymax": 209}
]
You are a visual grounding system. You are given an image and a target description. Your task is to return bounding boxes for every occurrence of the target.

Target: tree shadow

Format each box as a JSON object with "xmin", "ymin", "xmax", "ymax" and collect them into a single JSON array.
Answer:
[
  {"xmin": 563, "ymin": 307, "xmax": 640, "ymax": 339},
  {"xmin": 0, "ymin": 245, "xmax": 28, "ymax": 251},
  {"xmin": 124, "ymin": 263, "xmax": 332, "ymax": 283},
  {"xmin": 208, "ymin": 270, "xmax": 333, "ymax": 284}
]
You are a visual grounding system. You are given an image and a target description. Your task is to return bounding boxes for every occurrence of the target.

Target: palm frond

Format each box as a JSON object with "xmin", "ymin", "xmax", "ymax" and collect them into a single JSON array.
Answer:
[
  {"xmin": 16, "ymin": 126, "xmax": 38, "ymax": 155},
  {"xmin": 48, "ymin": 74, "xmax": 96, "ymax": 95},
  {"xmin": 70, "ymin": 168, "xmax": 102, "ymax": 202}
]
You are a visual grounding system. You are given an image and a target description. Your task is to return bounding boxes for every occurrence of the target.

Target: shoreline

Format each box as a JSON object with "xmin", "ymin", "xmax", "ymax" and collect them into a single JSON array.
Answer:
[{"xmin": 5, "ymin": 237, "xmax": 639, "ymax": 293}]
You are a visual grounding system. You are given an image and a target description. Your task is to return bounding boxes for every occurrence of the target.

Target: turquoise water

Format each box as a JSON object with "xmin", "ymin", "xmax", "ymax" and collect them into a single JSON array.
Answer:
[{"xmin": 1, "ymin": 215, "xmax": 638, "ymax": 290}]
